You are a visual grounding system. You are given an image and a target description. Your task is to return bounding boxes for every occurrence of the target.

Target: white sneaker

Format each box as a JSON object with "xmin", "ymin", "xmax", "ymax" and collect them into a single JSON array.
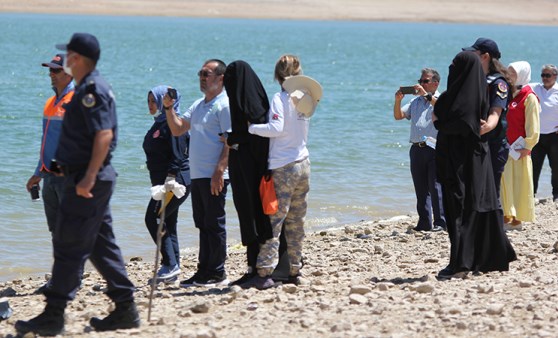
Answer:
[{"xmin": 156, "ymin": 265, "xmax": 181, "ymax": 281}]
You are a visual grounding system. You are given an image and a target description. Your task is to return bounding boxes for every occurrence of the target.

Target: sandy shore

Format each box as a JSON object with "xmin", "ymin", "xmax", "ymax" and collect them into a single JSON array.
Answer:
[
  {"xmin": 1, "ymin": 198, "xmax": 558, "ymax": 337},
  {"xmin": 1, "ymin": 0, "xmax": 557, "ymax": 26}
]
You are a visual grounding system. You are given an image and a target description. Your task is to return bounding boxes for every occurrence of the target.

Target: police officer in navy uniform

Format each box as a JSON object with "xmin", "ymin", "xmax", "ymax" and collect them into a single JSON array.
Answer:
[
  {"xmin": 15, "ymin": 33, "xmax": 140, "ymax": 336},
  {"xmin": 463, "ymin": 38, "xmax": 512, "ymax": 198}
]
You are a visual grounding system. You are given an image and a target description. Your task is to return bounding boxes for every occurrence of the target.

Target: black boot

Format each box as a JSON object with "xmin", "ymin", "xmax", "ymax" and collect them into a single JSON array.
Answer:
[
  {"xmin": 15, "ymin": 303, "xmax": 65, "ymax": 337},
  {"xmin": 89, "ymin": 300, "xmax": 140, "ymax": 331}
]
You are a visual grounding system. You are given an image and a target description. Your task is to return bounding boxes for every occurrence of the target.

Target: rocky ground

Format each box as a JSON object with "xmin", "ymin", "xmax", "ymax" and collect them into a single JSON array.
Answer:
[{"xmin": 1, "ymin": 199, "xmax": 558, "ymax": 338}]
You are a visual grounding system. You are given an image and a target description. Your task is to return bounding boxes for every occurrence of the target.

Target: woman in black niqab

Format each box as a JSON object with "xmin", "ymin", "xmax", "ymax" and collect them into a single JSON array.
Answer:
[
  {"xmin": 223, "ymin": 60, "xmax": 273, "ymax": 280},
  {"xmin": 434, "ymin": 51, "xmax": 516, "ymax": 278}
]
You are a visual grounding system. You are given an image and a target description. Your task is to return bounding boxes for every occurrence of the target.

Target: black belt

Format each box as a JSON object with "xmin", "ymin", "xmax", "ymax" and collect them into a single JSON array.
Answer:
[{"xmin": 412, "ymin": 142, "xmax": 427, "ymax": 147}]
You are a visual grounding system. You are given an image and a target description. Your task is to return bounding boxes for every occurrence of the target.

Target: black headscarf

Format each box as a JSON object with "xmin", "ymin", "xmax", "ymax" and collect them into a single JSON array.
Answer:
[
  {"xmin": 223, "ymin": 60, "xmax": 269, "ymax": 146},
  {"xmin": 434, "ymin": 51, "xmax": 489, "ymax": 139}
]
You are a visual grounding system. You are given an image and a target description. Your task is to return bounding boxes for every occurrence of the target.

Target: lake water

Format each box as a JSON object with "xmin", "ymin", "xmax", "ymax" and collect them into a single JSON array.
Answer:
[{"xmin": 1, "ymin": 13, "xmax": 556, "ymax": 282}]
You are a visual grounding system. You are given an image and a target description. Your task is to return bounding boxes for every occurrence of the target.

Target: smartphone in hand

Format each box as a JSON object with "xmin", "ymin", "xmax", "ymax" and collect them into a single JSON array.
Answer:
[{"xmin": 400, "ymin": 86, "xmax": 417, "ymax": 95}]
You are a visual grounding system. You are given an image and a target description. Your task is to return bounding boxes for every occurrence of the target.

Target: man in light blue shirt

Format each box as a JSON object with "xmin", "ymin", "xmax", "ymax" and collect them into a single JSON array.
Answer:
[
  {"xmin": 394, "ymin": 68, "xmax": 446, "ymax": 232},
  {"xmin": 165, "ymin": 59, "xmax": 231, "ymax": 287}
]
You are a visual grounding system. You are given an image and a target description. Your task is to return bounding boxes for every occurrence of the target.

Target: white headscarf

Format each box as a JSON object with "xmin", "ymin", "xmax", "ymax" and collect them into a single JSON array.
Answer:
[{"xmin": 508, "ymin": 61, "xmax": 531, "ymax": 87}]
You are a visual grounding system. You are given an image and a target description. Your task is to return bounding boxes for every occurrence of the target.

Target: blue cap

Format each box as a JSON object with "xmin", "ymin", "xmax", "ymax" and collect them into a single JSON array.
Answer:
[
  {"xmin": 462, "ymin": 38, "xmax": 501, "ymax": 59},
  {"xmin": 56, "ymin": 33, "xmax": 100, "ymax": 62}
]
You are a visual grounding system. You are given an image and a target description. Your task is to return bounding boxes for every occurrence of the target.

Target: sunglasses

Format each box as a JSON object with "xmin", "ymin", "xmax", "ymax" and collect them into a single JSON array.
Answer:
[
  {"xmin": 49, "ymin": 68, "xmax": 63, "ymax": 74},
  {"xmin": 541, "ymin": 73, "xmax": 555, "ymax": 78},
  {"xmin": 418, "ymin": 79, "xmax": 431, "ymax": 84},
  {"xmin": 197, "ymin": 70, "xmax": 218, "ymax": 78}
]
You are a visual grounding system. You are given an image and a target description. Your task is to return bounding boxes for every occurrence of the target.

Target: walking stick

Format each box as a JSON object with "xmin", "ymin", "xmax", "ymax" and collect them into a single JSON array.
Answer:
[{"xmin": 147, "ymin": 191, "xmax": 172, "ymax": 322}]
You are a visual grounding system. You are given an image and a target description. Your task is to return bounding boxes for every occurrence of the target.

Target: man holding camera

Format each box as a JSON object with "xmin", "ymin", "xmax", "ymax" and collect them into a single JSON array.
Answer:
[
  {"xmin": 393, "ymin": 68, "xmax": 446, "ymax": 232},
  {"xmin": 26, "ymin": 54, "xmax": 74, "ymax": 234},
  {"xmin": 16, "ymin": 33, "xmax": 139, "ymax": 336},
  {"xmin": 164, "ymin": 59, "xmax": 232, "ymax": 287}
]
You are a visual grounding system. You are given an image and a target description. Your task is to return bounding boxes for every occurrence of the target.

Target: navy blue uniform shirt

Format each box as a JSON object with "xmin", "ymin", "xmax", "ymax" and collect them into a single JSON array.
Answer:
[
  {"xmin": 56, "ymin": 70, "xmax": 117, "ymax": 179},
  {"xmin": 142, "ymin": 117, "xmax": 190, "ymax": 187},
  {"xmin": 484, "ymin": 73, "xmax": 510, "ymax": 144}
]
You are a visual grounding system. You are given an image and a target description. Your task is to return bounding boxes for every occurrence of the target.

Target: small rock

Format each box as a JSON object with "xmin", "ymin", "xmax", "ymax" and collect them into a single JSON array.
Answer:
[
  {"xmin": 282, "ymin": 284, "xmax": 297, "ymax": 294},
  {"xmin": 414, "ymin": 283, "xmax": 434, "ymax": 294},
  {"xmin": 487, "ymin": 303, "xmax": 504, "ymax": 315},
  {"xmin": 519, "ymin": 281, "xmax": 533, "ymax": 288},
  {"xmin": 349, "ymin": 285, "xmax": 372, "ymax": 295},
  {"xmin": 130, "ymin": 256, "xmax": 143, "ymax": 262},
  {"xmin": 246, "ymin": 302, "xmax": 258, "ymax": 311},
  {"xmin": 349, "ymin": 294, "xmax": 368, "ymax": 304},
  {"xmin": 191, "ymin": 301, "xmax": 210, "ymax": 314}
]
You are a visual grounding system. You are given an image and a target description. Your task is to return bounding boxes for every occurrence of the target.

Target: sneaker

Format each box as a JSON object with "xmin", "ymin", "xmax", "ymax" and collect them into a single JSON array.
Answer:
[
  {"xmin": 284, "ymin": 274, "xmax": 301, "ymax": 285},
  {"xmin": 229, "ymin": 272, "xmax": 256, "ymax": 286},
  {"xmin": 179, "ymin": 271, "xmax": 204, "ymax": 287},
  {"xmin": 193, "ymin": 273, "xmax": 229, "ymax": 287},
  {"xmin": 241, "ymin": 275, "xmax": 279, "ymax": 290},
  {"xmin": 15, "ymin": 303, "xmax": 65, "ymax": 336},
  {"xmin": 156, "ymin": 265, "xmax": 181, "ymax": 281},
  {"xmin": 89, "ymin": 300, "xmax": 140, "ymax": 332}
]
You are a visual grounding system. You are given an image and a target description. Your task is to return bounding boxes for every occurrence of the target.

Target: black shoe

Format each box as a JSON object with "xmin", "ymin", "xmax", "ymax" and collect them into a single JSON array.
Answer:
[
  {"xmin": 229, "ymin": 272, "xmax": 256, "ymax": 286},
  {"xmin": 193, "ymin": 272, "xmax": 229, "ymax": 287},
  {"xmin": 283, "ymin": 274, "xmax": 301, "ymax": 285},
  {"xmin": 33, "ymin": 281, "xmax": 51, "ymax": 295},
  {"xmin": 240, "ymin": 275, "xmax": 279, "ymax": 290},
  {"xmin": 89, "ymin": 300, "xmax": 140, "ymax": 332},
  {"xmin": 15, "ymin": 303, "xmax": 65, "ymax": 336},
  {"xmin": 436, "ymin": 266, "xmax": 454, "ymax": 280},
  {"xmin": 413, "ymin": 226, "xmax": 430, "ymax": 232},
  {"xmin": 179, "ymin": 271, "xmax": 203, "ymax": 288}
]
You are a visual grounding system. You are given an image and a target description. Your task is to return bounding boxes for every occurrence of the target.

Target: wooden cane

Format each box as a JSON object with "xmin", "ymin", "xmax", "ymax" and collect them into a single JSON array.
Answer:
[{"xmin": 147, "ymin": 191, "xmax": 172, "ymax": 321}]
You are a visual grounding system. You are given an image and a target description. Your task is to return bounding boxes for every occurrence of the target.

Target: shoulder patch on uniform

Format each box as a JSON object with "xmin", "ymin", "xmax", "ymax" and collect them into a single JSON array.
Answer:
[
  {"xmin": 82, "ymin": 93, "xmax": 96, "ymax": 108},
  {"xmin": 496, "ymin": 81, "xmax": 508, "ymax": 99}
]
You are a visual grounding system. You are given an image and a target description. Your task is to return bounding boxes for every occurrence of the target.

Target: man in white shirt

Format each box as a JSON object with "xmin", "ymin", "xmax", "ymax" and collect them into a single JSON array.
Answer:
[{"xmin": 529, "ymin": 64, "xmax": 558, "ymax": 201}]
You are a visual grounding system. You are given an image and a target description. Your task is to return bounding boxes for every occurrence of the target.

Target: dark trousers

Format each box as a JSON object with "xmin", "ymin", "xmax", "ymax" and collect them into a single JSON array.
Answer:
[
  {"xmin": 488, "ymin": 141, "xmax": 510, "ymax": 201},
  {"xmin": 531, "ymin": 132, "xmax": 558, "ymax": 198},
  {"xmin": 191, "ymin": 178, "xmax": 228, "ymax": 276},
  {"xmin": 45, "ymin": 171, "xmax": 134, "ymax": 306},
  {"xmin": 42, "ymin": 174, "xmax": 65, "ymax": 233},
  {"xmin": 410, "ymin": 145, "xmax": 445, "ymax": 229},
  {"xmin": 145, "ymin": 186, "xmax": 190, "ymax": 267}
]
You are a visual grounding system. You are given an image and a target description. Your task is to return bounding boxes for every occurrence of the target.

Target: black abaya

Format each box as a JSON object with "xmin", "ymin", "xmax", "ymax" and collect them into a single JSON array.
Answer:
[
  {"xmin": 434, "ymin": 52, "xmax": 516, "ymax": 273},
  {"xmin": 223, "ymin": 61, "xmax": 273, "ymax": 259}
]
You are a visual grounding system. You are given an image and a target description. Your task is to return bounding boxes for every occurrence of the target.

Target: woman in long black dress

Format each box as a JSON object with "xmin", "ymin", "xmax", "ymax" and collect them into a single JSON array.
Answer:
[
  {"xmin": 223, "ymin": 61, "xmax": 273, "ymax": 284},
  {"xmin": 434, "ymin": 52, "xmax": 516, "ymax": 278}
]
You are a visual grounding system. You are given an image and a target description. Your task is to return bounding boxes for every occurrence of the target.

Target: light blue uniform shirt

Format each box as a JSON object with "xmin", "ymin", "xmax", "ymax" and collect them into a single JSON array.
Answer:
[
  {"xmin": 401, "ymin": 91, "xmax": 440, "ymax": 143},
  {"xmin": 182, "ymin": 91, "xmax": 231, "ymax": 179}
]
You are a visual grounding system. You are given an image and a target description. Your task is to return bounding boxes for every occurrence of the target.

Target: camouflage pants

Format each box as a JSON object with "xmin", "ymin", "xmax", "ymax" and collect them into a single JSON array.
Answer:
[{"xmin": 257, "ymin": 158, "xmax": 310, "ymax": 277}]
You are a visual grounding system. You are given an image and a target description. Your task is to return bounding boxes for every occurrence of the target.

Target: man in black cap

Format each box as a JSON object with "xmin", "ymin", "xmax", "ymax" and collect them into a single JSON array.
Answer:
[
  {"xmin": 463, "ymin": 37, "xmax": 512, "ymax": 200},
  {"xmin": 26, "ymin": 54, "xmax": 74, "ymax": 234},
  {"xmin": 15, "ymin": 32, "xmax": 140, "ymax": 336}
]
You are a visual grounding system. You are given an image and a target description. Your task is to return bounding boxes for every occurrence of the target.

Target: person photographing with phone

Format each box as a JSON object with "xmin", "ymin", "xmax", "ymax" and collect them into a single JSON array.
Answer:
[
  {"xmin": 143, "ymin": 85, "xmax": 190, "ymax": 283},
  {"xmin": 393, "ymin": 68, "xmax": 446, "ymax": 232}
]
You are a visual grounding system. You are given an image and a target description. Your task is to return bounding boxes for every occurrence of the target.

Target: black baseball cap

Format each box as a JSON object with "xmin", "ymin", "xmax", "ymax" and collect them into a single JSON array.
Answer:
[
  {"xmin": 56, "ymin": 33, "xmax": 100, "ymax": 62},
  {"xmin": 462, "ymin": 38, "xmax": 501, "ymax": 59},
  {"xmin": 41, "ymin": 54, "xmax": 64, "ymax": 69}
]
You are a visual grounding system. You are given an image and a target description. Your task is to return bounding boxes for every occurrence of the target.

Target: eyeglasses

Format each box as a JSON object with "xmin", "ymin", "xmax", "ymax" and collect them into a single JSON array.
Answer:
[
  {"xmin": 418, "ymin": 79, "xmax": 431, "ymax": 84},
  {"xmin": 49, "ymin": 68, "xmax": 63, "ymax": 74},
  {"xmin": 198, "ymin": 70, "xmax": 218, "ymax": 78},
  {"xmin": 541, "ymin": 73, "xmax": 555, "ymax": 78}
]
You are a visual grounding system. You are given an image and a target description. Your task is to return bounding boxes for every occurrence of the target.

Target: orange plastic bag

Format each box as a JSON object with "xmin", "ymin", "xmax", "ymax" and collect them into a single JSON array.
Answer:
[{"xmin": 259, "ymin": 174, "xmax": 278, "ymax": 215}]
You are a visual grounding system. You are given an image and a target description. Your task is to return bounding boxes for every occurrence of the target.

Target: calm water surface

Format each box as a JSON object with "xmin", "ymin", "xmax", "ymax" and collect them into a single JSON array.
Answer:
[{"xmin": 1, "ymin": 14, "xmax": 556, "ymax": 281}]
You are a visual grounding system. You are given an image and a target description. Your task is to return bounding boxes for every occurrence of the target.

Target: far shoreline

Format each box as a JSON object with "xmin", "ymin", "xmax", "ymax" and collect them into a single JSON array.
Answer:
[{"xmin": 1, "ymin": 0, "xmax": 557, "ymax": 27}]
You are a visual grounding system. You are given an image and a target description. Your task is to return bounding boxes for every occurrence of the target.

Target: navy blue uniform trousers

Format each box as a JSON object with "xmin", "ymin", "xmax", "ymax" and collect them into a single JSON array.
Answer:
[
  {"xmin": 191, "ymin": 178, "xmax": 228, "ymax": 276},
  {"xmin": 45, "ymin": 169, "xmax": 134, "ymax": 306},
  {"xmin": 410, "ymin": 144, "xmax": 445, "ymax": 229}
]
